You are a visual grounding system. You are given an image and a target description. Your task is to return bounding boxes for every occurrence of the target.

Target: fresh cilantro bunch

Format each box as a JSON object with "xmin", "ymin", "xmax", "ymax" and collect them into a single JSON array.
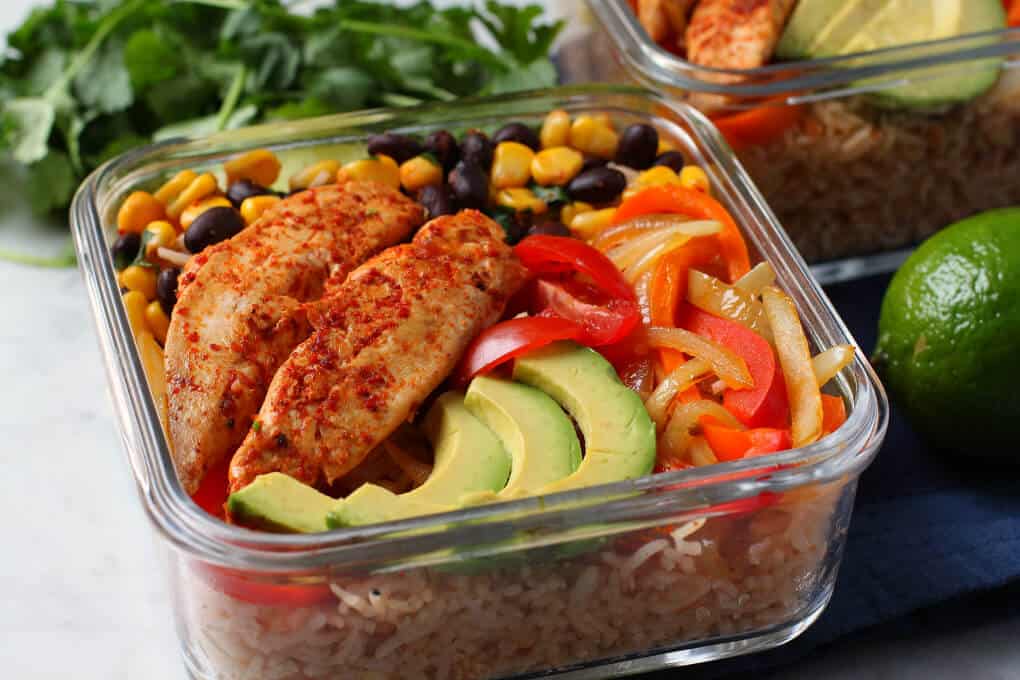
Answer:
[{"xmin": 0, "ymin": 0, "xmax": 563, "ymax": 217}]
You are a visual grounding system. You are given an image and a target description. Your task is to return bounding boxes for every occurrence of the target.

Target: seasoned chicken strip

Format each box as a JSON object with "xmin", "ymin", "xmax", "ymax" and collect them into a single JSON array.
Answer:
[
  {"xmin": 637, "ymin": 0, "xmax": 696, "ymax": 48},
  {"xmin": 686, "ymin": 0, "xmax": 796, "ymax": 70},
  {"xmin": 166, "ymin": 182, "xmax": 424, "ymax": 494},
  {"xmin": 228, "ymin": 210, "xmax": 526, "ymax": 493}
]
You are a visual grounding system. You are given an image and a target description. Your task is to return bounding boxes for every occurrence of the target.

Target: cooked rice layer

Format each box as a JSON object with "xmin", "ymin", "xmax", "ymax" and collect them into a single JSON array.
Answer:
[
  {"xmin": 740, "ymin": 86, "xmax": 1020, "ymax": 262},
  {"xmin": 179, "ymin": 487, "xmax": 843, "ymax": 680}
]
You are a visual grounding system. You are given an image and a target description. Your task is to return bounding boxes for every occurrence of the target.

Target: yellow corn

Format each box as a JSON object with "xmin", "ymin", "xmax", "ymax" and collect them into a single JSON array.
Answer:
[
  {"xmin": 639, "ymin": 165, "xmax": 682, "ymax": 187},
  {"xmin": 531, "ymin": 147, "xmax": 584, "ymax": 186},
  {"xmin": 540, "ymin": 109, "xmax": 571, "ymax": 149},
  {"xmin": 491, "ymin": 142, "xmax": 534, "ymax": 189},
  {"xmin": 679, "ymin": 165, "xmax": 710, "ymax": 193},
  {"xmin": 569, "ymin": 116, "xmax": 619, "ymax": 159},
  {"xmin": 117, "ymin": 191, "xmax": 166, "ymax": 234},
  {"xmin": 154, "ymin": 170, "xmax": 197, "ymax": 206},
  {"xmin": 559, "ymin": 201, "xmax": 593, "ymax": 226},
  {"xmin": 122, "ymin": 290, "xmax": 149, "ymax": 338},
  {"xmin": 240, "ymin": 195, "xmax": 282, "ymax": 225},
  {"xmin": 289, "ymin": 160, "xmax": 340, "ymax": 191},
  {"xmin": 568, "ymin": 207, "xmax": 617, "ymax": 240},
  {"xmin": 167, "ymin": 173, "xmax": 219, "ymax": 221},
  {"xmin": 144, "ymin": 300, "xmax": 170, "ymax": 345},
  {"xmin": 657, "ymin": 138, "xmax": 676, "ymax": 155},
  {"xmin": 224, "ymin": 149, "xmax": 281, "ymax": 187},
  {"xmin": 120, "ymin": 265, "xmax": 157, "ymax": 300},
  {"xmin": 336, "ymin": 156, "xmax": 401, "ymax": 190},
  {"xmin": 179, "ymin": 196, "xmax": 232, "ymax": 230},
  {"xmin": 398, "ymin": 155, "xmax": 442, "ymax": 192},
  {"xmin": 144, "ymin": 220, "xmax": 178, "ymax": 260},
  {"xmin": 593, "ymin": 113, "xmax": 614, "ymax": 129},
  {"xmin": 496, "ymin": 188, "xmax": 548, "ymax": 214}
]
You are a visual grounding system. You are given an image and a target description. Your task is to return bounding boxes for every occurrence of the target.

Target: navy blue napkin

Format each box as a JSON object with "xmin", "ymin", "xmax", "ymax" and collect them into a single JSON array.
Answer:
[{"xmin": 649, "ymin": 273, "xmax": 1020, "ymax": 678}]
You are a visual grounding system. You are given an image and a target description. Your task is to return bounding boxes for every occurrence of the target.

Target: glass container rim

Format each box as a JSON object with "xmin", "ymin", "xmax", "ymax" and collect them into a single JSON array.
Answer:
[{"xmin": 70, "ymin": 84, "xmax": 887, "ymax": 572}]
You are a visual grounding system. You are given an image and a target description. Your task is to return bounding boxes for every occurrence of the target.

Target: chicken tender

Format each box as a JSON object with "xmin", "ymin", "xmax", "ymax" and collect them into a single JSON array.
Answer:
[
  {"xmin": 166, "ymin": 182, "xmax": 424, "ymax": 494},
  {"xmin": 686, "ymin": 0, "xmax": 796, "ymax": 70},
  {"xmin": 228, "ymin": 210, "xmax": 526, "ymax": 494}
]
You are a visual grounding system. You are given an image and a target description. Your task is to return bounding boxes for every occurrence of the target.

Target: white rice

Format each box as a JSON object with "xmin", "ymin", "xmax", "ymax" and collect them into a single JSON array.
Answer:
[{"xmin": 176, "ymin": 483, "xmax": 845, "ymax": 680}]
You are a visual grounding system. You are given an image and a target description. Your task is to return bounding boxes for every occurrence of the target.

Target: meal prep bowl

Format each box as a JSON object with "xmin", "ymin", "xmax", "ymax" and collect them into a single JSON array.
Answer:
[
  {"xmin": 71, "ymin": 86, "xmax": 887, "ymax": 680},
  {"xmin": 584, "ymin": 2, "xmax": 1020, "ymax": 279}
]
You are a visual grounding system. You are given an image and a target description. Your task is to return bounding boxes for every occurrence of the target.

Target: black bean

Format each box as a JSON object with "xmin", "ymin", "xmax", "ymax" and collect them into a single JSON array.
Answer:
[
  {"xmin": 184, "ymin": 207, "xmax": 245, "ymax": 253},
  {"xmin": 527, "ymin": 220, "xmax": 570, "ymax": 238},
  {"xmin": 111, "ymin": 233, "xmax": 141, "ymax": 270},
  {"xmin": 423, "ymin": 130, "xmax": 460, "ymax": 173},
  {"xmin": 448, "ymin": 160, "xmax": 488, "ymax": 210},
  {"xmin": 366, "ymin": 133, "xmax": 422, "ymax": 164},
  {"xmin": 492, "ymin": 122, "xmax": 540, "ymax": 151},
  {"xmin": 417, "ymin": 184, "xmax": 458, "ymax": 220},
  {"xmin": 581, "ymin": 157, "xmax": 608, "ymax": 173},
  {"xmin": 615, "ymin": 124, "xmax": 659, "ymax": 170},
  {"xmin": 460, "ymin": 131, "xmax": 494, "ymax": 170},
  {"xmin": 157, "ymin": 267, "xmax": 180, "ymax": 315},
  {"xmin": 652, "ymin": 150, "xmax": 686, "ymax": 173},
  {"xmin": 226, "ymin": 179, "xmax": 273, "ymax": 208},
  {"xmin": 566, "ymin": 166, "xmax": 627, "ymax": 204}
]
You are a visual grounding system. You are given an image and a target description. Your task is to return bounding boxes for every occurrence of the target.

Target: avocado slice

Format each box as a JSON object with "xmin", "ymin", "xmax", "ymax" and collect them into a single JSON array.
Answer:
[
  {"xmin": 512, "ymin": 342, "xmax": 656, "ymax": 495},
  {"xmin": 326, "ymin": 391, "xmax": 510, "ymax": 528},
  {"xmin": 777, "ymin": 0, "xmax": 894, "ymax": 60},
  {"xmin": 463, "ymin": 375, "xmax": 582, "ymax": 502},
  {"xmin": 227, "ymin": 472, "xmax": 334, "ymax": 533}
]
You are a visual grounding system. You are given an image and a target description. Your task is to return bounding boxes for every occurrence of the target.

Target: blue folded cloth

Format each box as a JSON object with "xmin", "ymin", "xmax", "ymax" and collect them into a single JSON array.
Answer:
[{"xmin": 650, "ymin": 273, "xmax": 1020, "ymax": 678}]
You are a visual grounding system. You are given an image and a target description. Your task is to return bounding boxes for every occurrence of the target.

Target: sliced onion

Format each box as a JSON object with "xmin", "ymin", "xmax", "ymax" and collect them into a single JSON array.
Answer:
[
  {"xmin": 625, "ymin": 235, "xmax": 692, "ymax": 284},
  {"xmin": 137, "ymin": 331, "xmax": 170, "ymax": 441},
  {"xmin": 762, "ymin": 287, "xmax": 823, "ymax": 447},
  {"xmin": 607, "ymin": 227, "xmax": 677, "ymax": 271},
  {"xmin": 812, "ymin": 344, "xmax": 855, "ymax": 387},
  {"xmin": 644, "ymin": 357, "xmax": 711, "ymax": 428},
  {"xmin": 689, "ymin": 436, "xmax": 719, "ymax": 467},
  {"xmin": 383, "ymin": 440, "xmax": 431, "ymax": 488},
  {"xmin": 688, "ymin": 269, "xmax": 773, "ymax": 341},
  {"xmin": 733, "ymin": 262, "xmax": 776, "ymax": 294},
  {"xmin": 157, "ymin": 247, "xmax": 191, "ymax": 268},
  {"xmin": 595, "ymin": 215, "xmax": 720, "ymax": 250},
  {"xmin": 633, "ymin": 270, "xmax": 654, "ymax": 325},
  {"xmin": 660, "ymin": 399, "xmax": 741, "ymax": 464},
  {"xmin": 646, "ymin": 326, "xmax": 753, "ymax": 389}
]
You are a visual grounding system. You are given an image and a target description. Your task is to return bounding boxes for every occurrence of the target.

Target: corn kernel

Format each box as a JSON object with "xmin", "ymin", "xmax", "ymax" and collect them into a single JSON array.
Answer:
[
  {"xmin": 398, "ymin": 155, "xmax": 442, "ymax": 192},
  {"xmin": 289, "ymin": 160, "xmax": 340, "ymax": 192},
  {"xmin": 569, "ymin": 116, "xmax": 619, "ymax": 159},
  {"xmin": 117, "ymin": 191, "xmax": 166, "ymax": 234},
  {"xmin": 496, "ymin": 188, "xmax": 548, "ymax": 214},
  {"xmin": 637, "ymin": 165, "xmax": 682, "ymax": 187},
  {"xmin": 240, "ymin": 195, "xmax": 282, "ymax": 225},
  {"xmin": 531, "ymin": 147, "xmax": 584, "ymax": 186},
  {"xmin": 144, "ymin": 220, "xmax": 178, "ymax": 260},
  {"xmin": 337, "ymin": 156, "xmax": 401, "ymax": 190},
  {"xmin": 167, "ymin": 173, "xmax": 219, "ymax": 221},
  {"xmin": 568, "ymin": 207, "xmax": 617, "ymax": 240},
  {"xmin": 122, "ymin": 290, "xmax": 149, "ymax": 338},
  {"xmin": 179, "ymin": 196, "xmax": 232, "ymax": 230},
  {"xmin": 560, "ymin": 201, "xmax": 593, "ymax": 226},
  {"xmin": 679, "ymin": 165, "xmax": 710, "ymax": 193},
  {"xmin": 154, "ymin": 170, "xmax": 197, "ymax": 206},
  {"xmin": 491, "ymin": 142, "xmax": 535, "ymax": 189},
  {"xmin": 657, "ymin": 138, "xmax": 676, "ymax": 155},
  {"xmin": 540, "ymin": 109, "xmax": 571, "ymax": 149},
  {"xmin": 593, "ymin": 113, "xmax": 613, "ymax": 129},
  {"xmin": 120, "ymin": 264, "xmax": 158, "ymax": 300},
  {"xmin": 144, "ymin": 300, "xmax": 170, "ymax": 345},
  {"xmin": 224, "ymin": 149, "xmax": 281, "ymax": 187}
]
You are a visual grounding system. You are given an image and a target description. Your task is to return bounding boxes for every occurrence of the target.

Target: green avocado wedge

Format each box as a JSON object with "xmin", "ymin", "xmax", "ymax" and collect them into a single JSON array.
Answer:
[
  {"xmin": 463, "ymin": 375, "xmax": 582, "ymax": 502},
  {"xmin": 326, "ymin": 391, "xmax": 511, "ymax": 529},
  {"xmin": 227, "ymin": 472, "xmax": 334, "ymax": 533},
  {"xmin": 512, "ymin": 341, "xmax": 656, "ymax": 494}
]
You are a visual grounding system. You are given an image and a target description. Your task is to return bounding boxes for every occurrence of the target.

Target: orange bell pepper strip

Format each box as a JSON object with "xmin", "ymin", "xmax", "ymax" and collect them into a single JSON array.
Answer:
[
  {"xmin": 700, "ymin": 416, "xmax": 792, "ymax": 462},
  {"xmin": 613, "ymin": 185, "xmax": 751, "ymax": 283},
  {"xmin": 1010, "ymin": 3, "xmax": 1020, "ymax": 26},
  {"xmin": 821, "ymin": 394, "xmax": 848, "ymax": 435},
  {"xmin": 711, "ymin": 103, "xmax": 803, "ymax": 151}
]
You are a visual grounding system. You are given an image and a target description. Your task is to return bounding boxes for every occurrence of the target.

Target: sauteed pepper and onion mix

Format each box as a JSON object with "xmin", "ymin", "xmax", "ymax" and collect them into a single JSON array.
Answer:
[{"xmin": 112, "ymin": 110, "xmax": 854, "ymax": 521}]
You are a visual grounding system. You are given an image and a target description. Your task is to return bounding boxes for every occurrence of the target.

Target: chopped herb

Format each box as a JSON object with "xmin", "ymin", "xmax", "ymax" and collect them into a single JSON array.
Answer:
[
  {"xmin": 252, "ymin": 420, "xmax": 262, "ymax": 433},
  {"xmin": 529, "ymin": 182, "xmax": 569, "ymax": 207}
]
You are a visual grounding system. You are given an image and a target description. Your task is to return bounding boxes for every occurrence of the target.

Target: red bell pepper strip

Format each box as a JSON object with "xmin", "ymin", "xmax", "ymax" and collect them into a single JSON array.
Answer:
[
  {"xmin": 514, "ymin": 235, "xmax": 636, "ymax": 302},
  {"xmin": 700, "ymin": 417, "xmax": 792, "ymax": 462},
  {"xmin": 678, "ymin": 305, "xmax": 790, "ymax": 429},
  {"xmin": 197, "ymin": 564, "xmax": 335, "ymax": 607},
  {"xmin": 453, "ymin": 315, "xmax": 584, "ymax": 386},
  {"xmin": 821, "ymin": 394, "xmax": 848, "ymax": 435},
  {"xmin": 711, "ymin": 103, "xmax": 803, "ymax": 151},
  {"xmin": 192, "ymin": 456, "xmax": 231, "ymax": 520},
  {"xmin": 612, "ymin": 186, "xmax": 751, "ymax": 283},
  {"xmin": 532, "ymin": 279, "xmax": 640, "ymax": 346}
]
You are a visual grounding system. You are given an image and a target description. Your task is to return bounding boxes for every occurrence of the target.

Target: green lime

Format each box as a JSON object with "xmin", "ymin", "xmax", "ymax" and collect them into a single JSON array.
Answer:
[{"xmin": 874, "ymin": 208, "xmax": 1020, "ymax": 459}]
